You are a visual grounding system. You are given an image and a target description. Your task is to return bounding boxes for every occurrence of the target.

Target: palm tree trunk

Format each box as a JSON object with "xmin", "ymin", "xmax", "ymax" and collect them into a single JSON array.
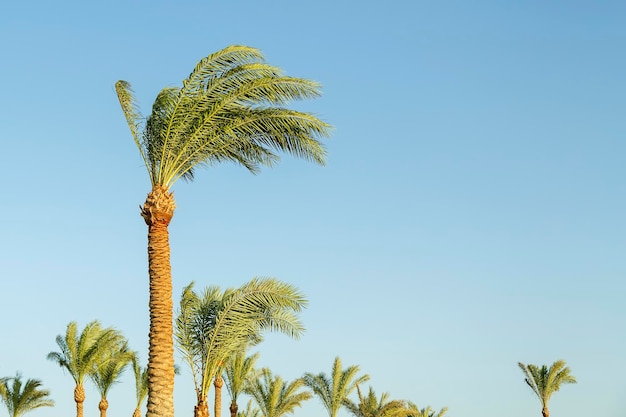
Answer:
[
  {"xmin": 99, "ymin": 398, "xmax": 108, "ymax": 417},
  {"xmin": 194, "ymin": 397, "xmax": 209, "ymax": 417},
  {"xmin": 133, "ymin": 408, "xmax": 141, "ymax": 417},
  {"xmin": 74, "ymin": 384, "xmax": 85, "ymax": 417},
  {"xmin": 229, "ymin": 400, "xmax": 238, "ymax": 417},
  {"xmin": 143, "ymin": 185, "xmax": 176, "ymax": 417},
  {"xmin": 214, "ymin": 376, "xmax": 223, "ymax": 417},
  {"xmin": 542, "ymin": 407, "xmax": 549, "ymax": 417}
]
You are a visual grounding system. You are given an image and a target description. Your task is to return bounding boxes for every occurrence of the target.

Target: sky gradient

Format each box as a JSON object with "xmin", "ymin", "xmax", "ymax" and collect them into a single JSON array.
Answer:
[{"xmin": 1, "ymin": 1, "xmax": 624, "ymax": 417}]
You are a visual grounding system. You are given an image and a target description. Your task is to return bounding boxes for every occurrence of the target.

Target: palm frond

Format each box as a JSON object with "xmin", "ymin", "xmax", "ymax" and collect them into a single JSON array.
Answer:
[{"xmin": 116, "ymin": 45, "xmax": 331, "ymax": 189}]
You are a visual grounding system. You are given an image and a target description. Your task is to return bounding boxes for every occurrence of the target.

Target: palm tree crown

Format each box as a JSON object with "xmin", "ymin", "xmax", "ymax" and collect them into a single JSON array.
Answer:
[
  {"xmin": 116, "ymin": 44, "xmax": 331, "ymax": 191},
  {"xmin": 245, "ymin": 368, "xmax": 312, "ymax": 417},
  {"xmin": 343, "ymin": 385, "xmax": 404, "ymax": 417},
  {"xmin": 518, "ymin": 359, "xmax": 577, "ymax": 417},
  {"xmin": 0, "ymin": 374, "xmax": 54, "ymax": 417},
  {"xmin": 303, "ymin": 357, "xmax": 370, "ymax": 417}
]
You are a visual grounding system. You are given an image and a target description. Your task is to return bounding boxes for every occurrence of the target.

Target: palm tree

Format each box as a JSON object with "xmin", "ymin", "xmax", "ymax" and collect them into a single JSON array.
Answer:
[
  {"xmin": 115, "ymin": 44, "xmax": 331, "ymax": 417},
  {"xmin": 224, "ymin": 350, "xmax": 261, "ymax": 417},
  {"xmin": 303, "ymin": 357, "xmax": 370, "ymax": 417},
  {"xmin": 47, "ymin": 321, "xmax": 125, "ymax": 417},
  {"xmin": 131, "ymin": 354, "xmax": 148, "ymax": 417},
  {"xmin": 245, "ymin": 368, "xmax": 312, "ymax": 417},
  {"xmin": 518, "ymin": 360, "xmax": 577, "ymax": 417},
  {"xmin": 90, "ymin": 342, "xmax": 134, "ymax": 417},
  {"xmin": 343, "ymin": 385, "xmax": 404, "ymax": 417},
  {"xmin": 402, "ymin": 402, "xmax": 448, "ymax": 417},
  {"xmin": 175, "ymin": 278, "xmax": 307, "ymax": 417},
  {"xmin": 0, "ymin": 374, "xmax": 54, "ymax": 417}
]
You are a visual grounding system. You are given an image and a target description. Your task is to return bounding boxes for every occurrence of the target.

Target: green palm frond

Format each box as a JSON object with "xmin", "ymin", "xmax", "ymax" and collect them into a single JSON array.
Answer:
[
  {"xmin": 224, "ymin": 350, "xmax": 260, "ymax": 402},
  {"xmin": 303, "ymin": 357, "xmax": 370, "ymax": 417},
  {"xmin": 0, "ymin": 374, "xmax": 54, "ymax": 417},
  {"xmin": 518, "ymin": 360, "xmax": 576, "ymax": 411},
  {"xmin": 175, "ymin": 278, "xmax": 307, "ymax": 400},
  {"xmin": 116, "ymin": 45, "xmax": 331, "ymax": 189},
  {"xmin": 90, "ymin": 342, "xmax": 133, "ymax": 398},
  {"xmin": 131, "ymin": 353, "xmax": 148, "ymax": 409},
  {"xmin": 245, "ymin": 369, "xmax": 312, "ymax": 417},
  {"xmin": 343, "ymin": 385, "xmax": 404, "ymax": 417}
]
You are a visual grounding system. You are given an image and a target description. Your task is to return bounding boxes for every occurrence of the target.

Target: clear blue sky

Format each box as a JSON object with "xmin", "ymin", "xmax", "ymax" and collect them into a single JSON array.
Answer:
[{"xmin": 1, "ymin": 1, "xmax": 624, "ymax": 417}]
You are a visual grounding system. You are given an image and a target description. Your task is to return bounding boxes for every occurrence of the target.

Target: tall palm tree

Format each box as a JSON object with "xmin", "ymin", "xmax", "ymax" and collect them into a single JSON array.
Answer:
[
  {"xmin": 90, "ymin": 342, "xmax": 134, "ymax": 417},
  {"xmin": 115, "ymin": 44, "xmax": 331, "ymax": 417},
  {"xmin": 224, "ymin": 350, "xmax": 261, "ymax": 417},
  {"xmin": 518, "ymin": 360, "xmax": 577, "ymax": 417},
  {"xmin": 402, "ymin": 402, "xmax": 448, "ymax": 417},
  {"xmin": 303, "ymin": 357, "xmax": 370, "ymax": 417},
  {"xmin": 175, "ymin": 278, "xmax": 307, "ymax": 417},
  {"xmin": 47, "ymin": 321, "xmax": 125, "ymax": 417},
  {"xmin": 0, "ymin": 374, "xmax": 54, "ymax": 417},
  {"xmin": 343, "ymin": 385, "xmax": 404, "ymax": 417},
  {"xmin": 131, "ymin": 354, "xmax": 149, "ymax": 417},
  {"xmin": 245, "ymin": 368, "xmax": 311, "ymax": 417}
]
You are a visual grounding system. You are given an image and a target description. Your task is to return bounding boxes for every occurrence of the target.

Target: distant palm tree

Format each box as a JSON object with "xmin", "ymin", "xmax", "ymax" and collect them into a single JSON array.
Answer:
[
  {"xmin": 131, "ymin": 354, "xmax": 148, "ymax": 417},
  {"xmin": 303, "ymin": 357, "xmax": 370, "ymax": 417},
  {"xmin": 225, "ymin": 350, "xmax": 261, "ymax": 417},
  {"xmin": 518, "ymin": 360, "xmax": 577, "ymax": 417},
  {"xmin": 47, "ymin": 321, "xmax": 125, "ymax": 417},
  {"xmin": 175, "ymin": 278, "xmax": 307, "ymax": 417},
  {"xmin": 245, "ymin": 369, "xmax": 312, "ymax": 417},
  {"xmin": 90, "ymin": 342, "xmax": 134, "ymax": 417},
  {"xmin": 343, "ymin": 385, "xmax": 404, "ymax": 417},
  {"xmin": 0, "ymin": 374, "xmax": 54, "ymax": 417},
  {"xmin": 116, "ymin": 44, "xmax": 331, "ymax": 417},
  {"xmin": 402, "ymin": 402, "xmax": 448, "ymax": 417}
]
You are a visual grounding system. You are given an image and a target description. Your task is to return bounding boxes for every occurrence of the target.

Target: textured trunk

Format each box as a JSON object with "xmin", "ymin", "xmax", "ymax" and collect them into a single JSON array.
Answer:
[
  {"xmin": 143, "ymin": 185, "xmax": 176, "ymax": 417},
  {"xmin": 214, "ymin": 376, "xmax": 223, "ymax": 417},
  {"xmin": 99, "ymin": 398, "xmax": 108, "ymax": 417},
  {"xmin": 74, "ymin": 384, "xmax": 85, "ymax": 417},
  {"xmin": 133, "ymin": 408, "xmax": 141, "ymax": 417},
  {"xmin": 229, "ymin": 401, "xmax": 238, "ymax": 417},
  {"xmin": 542, "ymin": 407, "xmax": 549, "ymax": 417},
  {"xmin": 194, "ymin": 397, "xmax": 209, "ymax": 417}
]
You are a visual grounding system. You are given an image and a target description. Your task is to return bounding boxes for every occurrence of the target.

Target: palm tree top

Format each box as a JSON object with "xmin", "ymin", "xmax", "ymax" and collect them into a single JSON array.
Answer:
[
  {"xmin": 116, "ymin": 45, "xmax": 332, "ymax": 189},
  {"xmin": 518, "ymin": 360, "xmax": 577, "ymax": 407}
]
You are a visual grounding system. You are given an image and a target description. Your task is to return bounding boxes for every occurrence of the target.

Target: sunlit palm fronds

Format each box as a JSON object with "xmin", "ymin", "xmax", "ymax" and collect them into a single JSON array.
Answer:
[
  {"xmin": 116, "ymin": 45, "xmax": 331, "ymax": 189},
  {"xmin": 0, "ymin": 374, "xmax": 54, "ymax": 417},
  {"xmin": 303, "ymin": 357, "xmax": 370, "ymax": 417},
  {"xmin": 245, "ymin": 369, "xmax": 312, "ymax": 417}
]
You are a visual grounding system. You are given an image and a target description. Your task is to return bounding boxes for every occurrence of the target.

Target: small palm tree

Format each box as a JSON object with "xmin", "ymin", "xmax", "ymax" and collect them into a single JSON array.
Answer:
[
  {"xmin": 245, "ymin": 368, "xmax": 312, "ymax": 417},
  {"xmin": 90, "ymin": 342, "xmax": 134, "ymax": 417},
  {"xmin": 402, "ymin": 402, "xmax": 448, "ymax": 417},
  {"xmin": 518, "ymin": 360, "xmax": 577, "ymax": 417},
  {"xmin": 131, "ymin": 354, "xmax": 148, "ymax": 417},
  {"xmin": 303, "ymin": 357, "xmax": 370, "ymax": 417},
  {"xmin": 116, "ymin": 44, "xmax": 331, "ymax": 417},
  {"xmin": 47, "ymin": 321, "xmax": 125, "ymax": 417},
  {"xmin": 0, "ymin": 374, "xmax": 54, "ymax": 417},
  {"xmin": 343, "ymin": 385, "xmax": 404, "ymax": 417},
  {"xmin": 225, "ymin": 350, "xmax": 261, "ymax": 417},
  {"xmin": 175, "ymin": 278, "xmax": 307, "ymax": 417}
]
